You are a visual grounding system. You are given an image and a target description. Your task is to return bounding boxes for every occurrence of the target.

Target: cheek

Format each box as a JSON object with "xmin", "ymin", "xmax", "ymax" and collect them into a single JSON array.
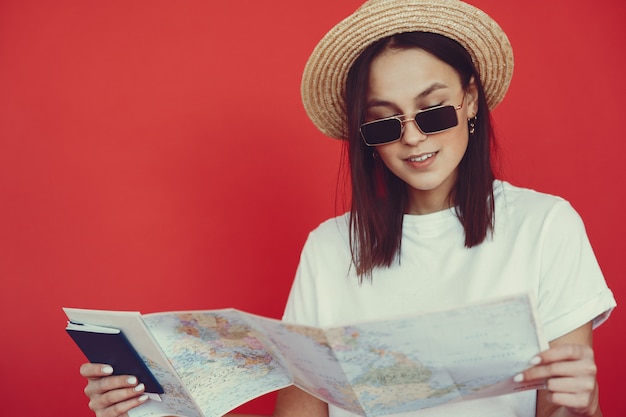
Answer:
[
  {"xmin": 376, "ymin": 144, "xmax": 400, "ymax": 166},
  {"xmin": 448, "ymin": 131, "xmax": 469, "ymax": 157},
  {"xmin": 455, "ymin": 116, "xmax": 470, "ymax": 136},
  {"xmin": 432, "ymin": 127, "xmax": 470, "ymax": 166},
  {"xmin": 447, "ymin": 122, "xmax": 470, "ymax": 149}
]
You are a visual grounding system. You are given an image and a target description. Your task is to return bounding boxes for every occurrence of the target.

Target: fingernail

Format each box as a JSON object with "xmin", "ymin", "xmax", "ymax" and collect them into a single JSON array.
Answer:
[
  {"xmin": 127, "ymin": 376, "xmax": 138, "ymax": 385},
  {"xmin": 102, "ymin": 365, "xmax": 113, "ymax": 375},
  {"xmin": 529, "ymin": 356, "xmax": 541, "ymax": 365},
  {"xmin": 513, "ymin": 373, "xmax": 524, "ymax": 383},
  {"xmin": 138, "ymin": 394, "xmax": 149, "ymax": 402},
  {"xmin": 134, "ymin": 383, "xmax": 145, "ymax": 392}
]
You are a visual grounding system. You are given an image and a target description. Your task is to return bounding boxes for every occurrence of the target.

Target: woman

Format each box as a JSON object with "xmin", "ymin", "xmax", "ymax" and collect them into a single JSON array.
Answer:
[{"xmin": 80, "ymin": 0, "xmax": 616, "ymax": 416}]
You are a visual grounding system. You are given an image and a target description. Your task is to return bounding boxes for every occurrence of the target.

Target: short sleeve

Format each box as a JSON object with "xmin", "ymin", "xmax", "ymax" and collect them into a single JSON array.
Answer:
[
  {"xmin": 283, "ymin": 231, "xmax": 322, "ymax": 326},
  {"xmin": 536, "ymin": 200, "xmax": 616, "ymax": 341},
  {"xmin": 283, "ymin": 215, "xmax": 352, "ymax": 327}
]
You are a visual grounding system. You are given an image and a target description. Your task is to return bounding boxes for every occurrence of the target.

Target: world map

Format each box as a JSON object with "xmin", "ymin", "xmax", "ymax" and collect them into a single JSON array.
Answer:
[
  {"xmin": 142, "ymin": 310, "xmax": 292, "ymax": 417},
  {"xmin": 126, "ymin": 293, "xmax": 545, "ymax": 417}
]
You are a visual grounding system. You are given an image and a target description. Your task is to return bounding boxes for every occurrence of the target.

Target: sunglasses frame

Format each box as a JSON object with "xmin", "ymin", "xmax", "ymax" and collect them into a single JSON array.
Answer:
[{"xmin": 360, "ymin": 94, "xmax": 466, "ymax": 147}]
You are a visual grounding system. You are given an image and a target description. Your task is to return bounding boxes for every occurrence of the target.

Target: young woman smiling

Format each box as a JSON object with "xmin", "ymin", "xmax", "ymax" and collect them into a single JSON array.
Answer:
[{"xmin": 78, "ymin": 1, "xmax": 616, "ymax": 416}]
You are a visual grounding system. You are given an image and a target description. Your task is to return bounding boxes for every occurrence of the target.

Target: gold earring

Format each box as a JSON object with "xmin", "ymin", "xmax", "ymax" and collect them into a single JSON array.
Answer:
[{"xmin": 468, "ymin": 116, "xmax": 477, "ymax": 135}]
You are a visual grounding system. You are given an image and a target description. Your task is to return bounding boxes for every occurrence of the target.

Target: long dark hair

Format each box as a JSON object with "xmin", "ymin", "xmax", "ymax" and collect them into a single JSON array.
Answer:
[{"xmin": 344, "ymin": 32, "xmax": 496, "ymax": 280}]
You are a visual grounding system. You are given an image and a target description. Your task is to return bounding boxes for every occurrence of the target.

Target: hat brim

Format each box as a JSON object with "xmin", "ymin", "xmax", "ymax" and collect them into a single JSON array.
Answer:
[{"xmin": 301, "ymin": 0, "xmax": 514, "ymax": 139}]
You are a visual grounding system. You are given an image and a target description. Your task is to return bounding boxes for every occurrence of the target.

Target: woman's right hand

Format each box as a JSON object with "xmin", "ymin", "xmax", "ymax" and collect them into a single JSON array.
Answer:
[{"xmin": 80, "ymin": 363, "xmax": 149, "ymax": 417}]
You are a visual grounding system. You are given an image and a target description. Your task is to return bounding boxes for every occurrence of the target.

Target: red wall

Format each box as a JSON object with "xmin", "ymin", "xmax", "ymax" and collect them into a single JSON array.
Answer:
[{"xmin": 0, "ymin": 0, "xmax": 623, "ymax": 415}]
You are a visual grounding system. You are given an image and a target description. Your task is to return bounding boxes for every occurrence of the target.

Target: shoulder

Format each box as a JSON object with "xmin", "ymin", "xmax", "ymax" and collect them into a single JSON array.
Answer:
[
  {"xmin": 305, "ymin": 213, "xmax": 351, "ymax": 247},
  {"xmin": 492, "ymin": 180, "xmax": 591, "ymax": 248},
  {"xmin": 494, "ymin": 180, "xmax": 581, "ymax": 224},
  {"xmin": 298, "ymin": 213, "xmax": 355, "ymax": 275},
  {"xmin": 495, "ymin": 180, "xmax": 567, "ymax": 209}
]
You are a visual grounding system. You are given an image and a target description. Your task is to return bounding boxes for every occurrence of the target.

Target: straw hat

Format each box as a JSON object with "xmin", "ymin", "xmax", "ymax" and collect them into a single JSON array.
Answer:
[{"xmin": 301, "ymin": 0, "xmax": 514, "ymax": 139}]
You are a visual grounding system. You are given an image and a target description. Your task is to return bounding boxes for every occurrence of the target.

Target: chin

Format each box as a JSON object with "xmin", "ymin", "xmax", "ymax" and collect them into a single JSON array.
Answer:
[{"xmin": 406, "ymin": 179, "xmax": 446, "ymax": 192}]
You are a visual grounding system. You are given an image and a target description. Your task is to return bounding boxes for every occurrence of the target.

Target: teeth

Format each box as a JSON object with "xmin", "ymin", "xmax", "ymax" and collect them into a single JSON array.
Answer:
[{"xmin": 409, "ymin": 153, "xmax": 435, "ymax": 162}]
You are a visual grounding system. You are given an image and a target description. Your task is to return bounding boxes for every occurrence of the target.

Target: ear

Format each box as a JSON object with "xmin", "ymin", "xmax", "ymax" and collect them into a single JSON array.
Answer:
[{"xmin": 465, "ymin": 76, "xmax": 479, "ymax": 118}]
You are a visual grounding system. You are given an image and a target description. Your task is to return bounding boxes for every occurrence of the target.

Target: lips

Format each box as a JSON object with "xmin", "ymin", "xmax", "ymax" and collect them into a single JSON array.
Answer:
[{"xmin": 406, "ymin": 152, "xmax": 437, "ymax": 162}]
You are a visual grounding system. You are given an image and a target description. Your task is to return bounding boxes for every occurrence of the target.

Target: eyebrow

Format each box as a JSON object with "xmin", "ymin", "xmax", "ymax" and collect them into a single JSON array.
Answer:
[
  {"xmin": 418, "ymin": 82, "xmax": 448, "ymax": 98},
  {"xmin": 366, "ymin": 82, "xmax": 450, "ymax": 109}
]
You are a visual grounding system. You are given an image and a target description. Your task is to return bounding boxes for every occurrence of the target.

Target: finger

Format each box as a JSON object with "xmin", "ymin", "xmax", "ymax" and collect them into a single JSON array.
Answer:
[
  {"xmin": 536, "ymin": 344, "xmax": 593, "ymax": 364},
  {"xmin": 85, "ymin": 375, "xmax": 141, "ymax": 397},
  {"xmin": 90, "ymin": 392, "xmax": 148, "ymax": 417},
  {"xmin": 521, "ymin": 359, "xmax": 596, "ymax": 383},
  {"xmin": 547, "ymin": 391, "xmax": 596, "ymax": 413},
  {"xmin": 514, "ymin": 345, "xmax": 596, "ymax": 383},
  {"xmin": 80, "ymin": 363, "xmax": 114, "ymax": 378},
  {"xmin": 89, "ymin": 384, "xmax": 148, "ymax": 414},
  {"xmin": 546, "ymin": 376, "xmax": 596, "ymax": 394}
]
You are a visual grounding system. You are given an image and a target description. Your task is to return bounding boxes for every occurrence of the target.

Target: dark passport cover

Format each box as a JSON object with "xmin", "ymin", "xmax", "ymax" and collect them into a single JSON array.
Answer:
[{"xmin": 66, "ymin": 326, "xmax": 164, "ymax": 394}]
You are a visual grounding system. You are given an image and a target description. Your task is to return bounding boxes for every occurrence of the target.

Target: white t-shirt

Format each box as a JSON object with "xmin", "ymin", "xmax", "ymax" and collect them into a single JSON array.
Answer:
[{"xmin": 283, "ymin": 180, "xmax": 616, "ymax": 417}]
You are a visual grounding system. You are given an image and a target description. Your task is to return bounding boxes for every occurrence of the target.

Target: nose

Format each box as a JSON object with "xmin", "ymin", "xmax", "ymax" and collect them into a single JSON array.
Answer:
[{"xmin": 400, "ymin": 118, "xmax": 427, "ymax": 145}]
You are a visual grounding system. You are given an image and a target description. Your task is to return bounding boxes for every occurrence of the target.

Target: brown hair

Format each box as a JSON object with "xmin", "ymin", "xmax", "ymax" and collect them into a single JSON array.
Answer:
[{"xmin": 344, "ymin": 32, "xmax": 496, "ymax": 280}]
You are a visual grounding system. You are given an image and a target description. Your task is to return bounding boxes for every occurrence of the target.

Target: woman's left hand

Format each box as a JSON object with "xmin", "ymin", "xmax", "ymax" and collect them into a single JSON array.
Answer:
[
  {"xmin": 518, "ymin": 344, "xmax": 599, "ymax": 416},
  {"xmin": 516, "ymin": 322, "xmax": 602, "ymax": 417}
]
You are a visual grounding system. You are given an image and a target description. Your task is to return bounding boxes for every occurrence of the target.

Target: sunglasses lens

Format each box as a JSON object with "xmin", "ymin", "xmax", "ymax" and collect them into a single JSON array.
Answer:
[
  {"xmin": 415, "ymin": 105, "xmax": 458, "ymax": 134},
  {"xmin": 360, "ymin": 118, "xmax": 402, "ymax": 146},
  {"xmin": 360, "ymin": 105, "xmax": 460, "ymax": 145}
]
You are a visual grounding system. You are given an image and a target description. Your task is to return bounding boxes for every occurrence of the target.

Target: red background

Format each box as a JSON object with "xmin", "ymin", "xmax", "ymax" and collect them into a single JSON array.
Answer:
[{"xmin": 0, "ymin": 0, "xmax": 623, "ymax": 415}]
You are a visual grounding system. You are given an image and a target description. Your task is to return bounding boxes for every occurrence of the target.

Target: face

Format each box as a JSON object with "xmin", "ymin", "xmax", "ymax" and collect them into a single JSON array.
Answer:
[{"xmin": 365, "ymin": 47, "xmax": 478, "ymax": 214}]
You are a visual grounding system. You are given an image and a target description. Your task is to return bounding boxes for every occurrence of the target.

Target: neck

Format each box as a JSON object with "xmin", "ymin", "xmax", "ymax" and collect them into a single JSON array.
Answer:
[
  {"xmin": 406, "ymin": 175, "xmax": 457, "ymax": 215},
  {"xmin": 407, "ymin": 190, "xmax": 454, "ymax": 214}
]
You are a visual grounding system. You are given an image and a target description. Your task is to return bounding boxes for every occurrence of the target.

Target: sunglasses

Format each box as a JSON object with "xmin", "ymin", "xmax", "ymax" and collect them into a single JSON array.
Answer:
[{"xmin": 360, "ymin": 96, "xmax": 465, "ymax": 146}]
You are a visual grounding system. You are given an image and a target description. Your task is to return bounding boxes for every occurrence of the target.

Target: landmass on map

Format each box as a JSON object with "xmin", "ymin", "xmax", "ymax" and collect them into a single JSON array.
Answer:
[{"xmin": 64, "ymin": 292, "xmax": 548, "ymax": 417}]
